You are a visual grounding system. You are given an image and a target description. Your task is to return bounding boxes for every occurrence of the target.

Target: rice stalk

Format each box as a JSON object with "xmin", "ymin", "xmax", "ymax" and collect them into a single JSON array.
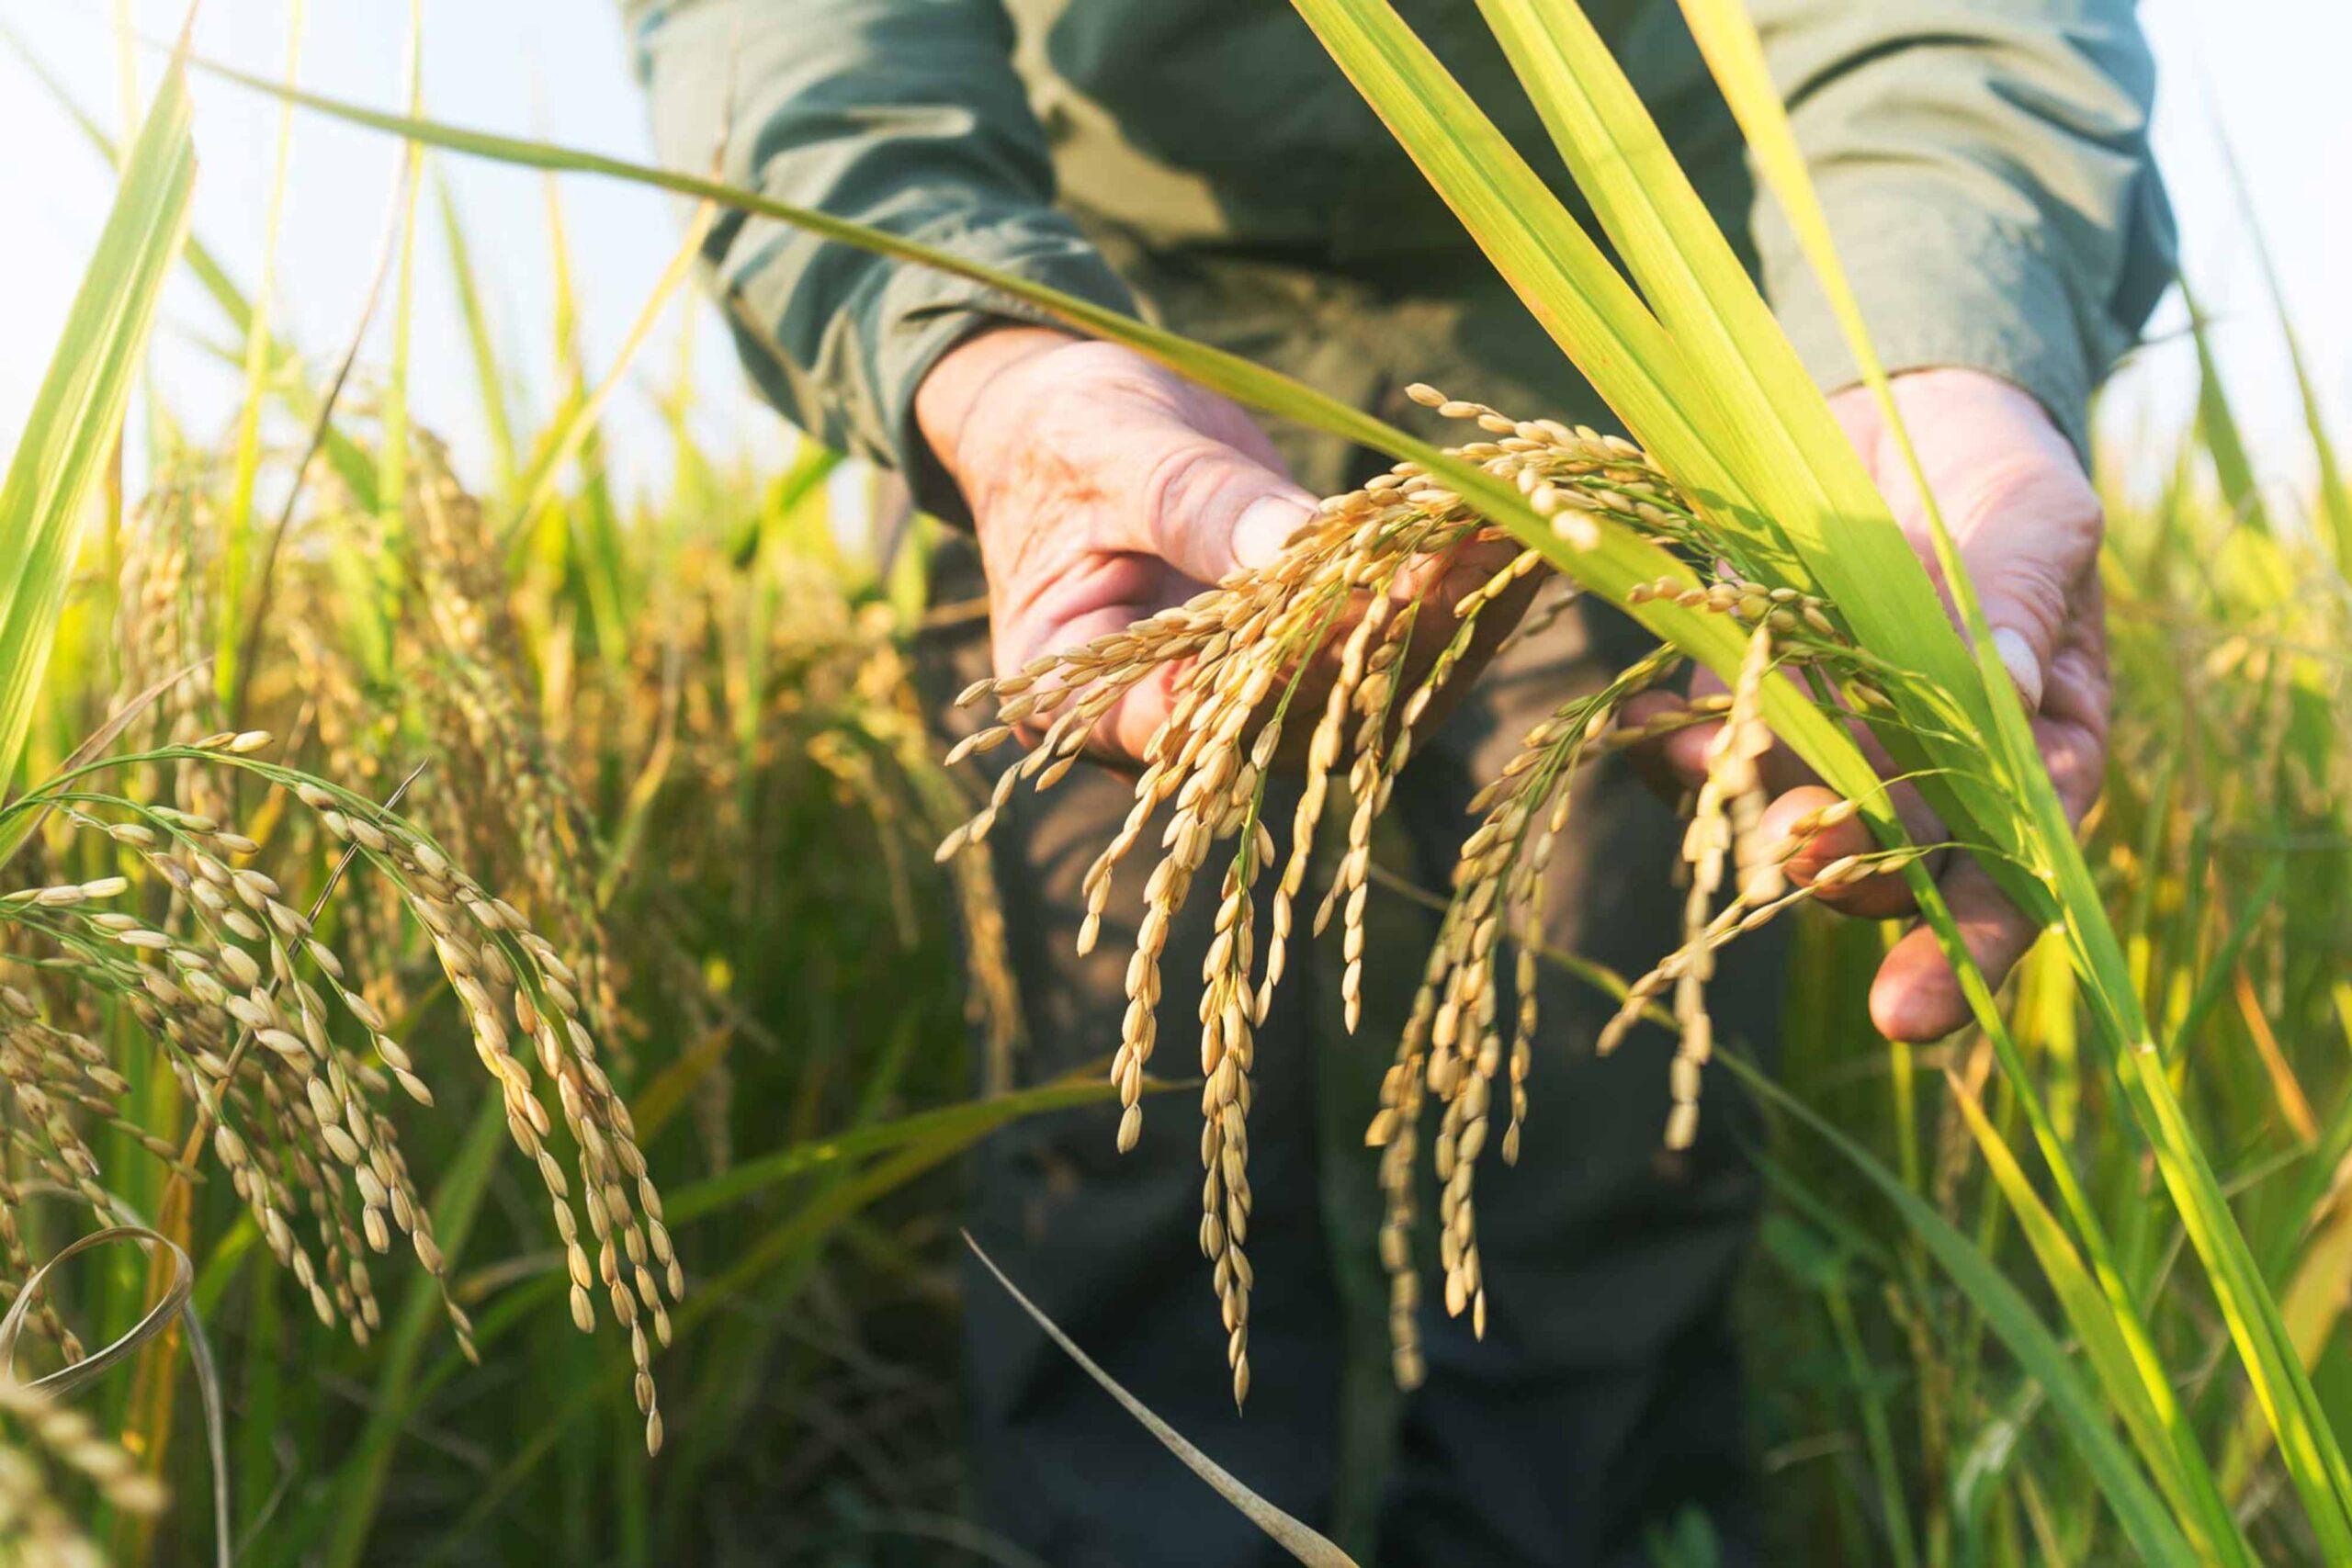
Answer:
[
  {"xmin": 940, "ymin": 388, "xmax": 1899, "ymax": 1389},
  {"xmin": 0, "ymin": 734, "xmax": 681, "ymax": 1453}
]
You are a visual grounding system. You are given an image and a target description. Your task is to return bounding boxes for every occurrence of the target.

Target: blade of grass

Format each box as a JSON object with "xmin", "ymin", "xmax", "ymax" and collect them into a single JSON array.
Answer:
[
  {"xmin": 503, "ymin": 197, "xmax": 716, "ymax": 552},
  {"xmin": 435, "ymin": 173, "xmax": 520, "ymax": 497},
  {"xmin": 2184, "ymin": 282, "xmax": 2270, "ymax": 535},
  {"xmin": 2231, "ymin": 967, "xmax": 2316, "ymax": 1147},
  {"xmin": 217, "ymin": 0, "xmax": 305, "ymax": 705},
  {"xmin": 966, "ymin": 1234, "xmax": 1360, "ymax": 1566},
  {"xmin": 1465, "ymin": 0, "xmax": 1992, "ymax": 710},
  {"xmin": 230, "ymin": 151, "xmax": 413, "ymax": 716},
  {"xmin": 2262, "ymin": 985, "xmax": 2352, "ymax": 1284},
  {"xmin": 1292, "ymin": 0, "xmax": 2030, "ymax": 908},
  {"xmin": 1718, "ymin": 1051, "xmax": 2199, "ymax": 1567},
  {"xmin": 2220, "ymin": 1169, "xmax": 2352, "ymax": 1500},
  {"xmin": 2206, "ymin": 107, "xmax": 2352, "ymax": 567},
  {"xmin": 667, "ymin": 1073, "xmax": 1144, "ymax": 1224},
  {"xmin": 531, "ymin": 167, "xmax": 632, "ymax": 652},
  {"xmin": 0, "ymin": 19, "xmax": 382, "ymax": 511},
  {"xmin": 2164, "ymin": 856, "xmax": 2281, "ymax": 1063},
  {"xmin": 1680, "ymin": 3, "xmax": 2352, "ymax": 1546},
  {"xmin": 1945, "ymin": 1069, "xmax": 2252, "ymax": 1564},
  {"xmin": 1819, "ymin": 1271, "xmax": 1920, "ymax": 1568},
  {"xmin": 0, "ymin": 33, "xmax": 194, "ymax": 797},
  {"xmin": 1272, "ymin": 0, "xmax": 1757, "ymax": 555}
]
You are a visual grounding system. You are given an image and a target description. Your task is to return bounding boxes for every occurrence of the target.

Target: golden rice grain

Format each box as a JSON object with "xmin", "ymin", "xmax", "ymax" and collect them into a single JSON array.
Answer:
[{"xmin": 939, "ymin": 388, "xmax": 1892, "ymax": 1393}]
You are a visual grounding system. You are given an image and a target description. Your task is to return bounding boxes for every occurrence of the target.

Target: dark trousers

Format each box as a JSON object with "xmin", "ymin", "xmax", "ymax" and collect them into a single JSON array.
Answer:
[{"xmin": 929, "ymin": 553, "xmax": 1781, "ymax": 1568}]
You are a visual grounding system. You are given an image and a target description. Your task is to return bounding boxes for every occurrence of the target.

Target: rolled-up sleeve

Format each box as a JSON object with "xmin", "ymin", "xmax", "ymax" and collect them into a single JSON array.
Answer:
[
  {"xmin": 1749, "ymin": 0, "xmax": 2176, "ymax": 454},
  {"xmin": 622, "ymin": 0, "xmax": 1138, "ymax": 514}
]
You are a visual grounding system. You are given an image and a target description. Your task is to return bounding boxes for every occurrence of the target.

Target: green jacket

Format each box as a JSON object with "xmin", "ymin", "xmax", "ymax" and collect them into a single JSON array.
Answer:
[{"xmin": 622, "ymin": 0, "xmax": 2172, "ymax": 508}]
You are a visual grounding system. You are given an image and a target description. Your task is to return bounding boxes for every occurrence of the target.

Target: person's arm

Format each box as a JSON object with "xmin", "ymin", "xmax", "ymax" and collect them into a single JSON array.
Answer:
[
  {"xmin": 1750, "ymin": 0, "xmax": 2175, "ymax": 457},
  {"xmin": 620, "ymin": 0, "xmax": 1138, "ymax": 521},
  {"xmin": 1702, "ymin": 0, "xmax": 2172, "ymax": 1039},
  {"xmin": 626, "ymin": 2, "xmax": 1524, "ymax": 765}
]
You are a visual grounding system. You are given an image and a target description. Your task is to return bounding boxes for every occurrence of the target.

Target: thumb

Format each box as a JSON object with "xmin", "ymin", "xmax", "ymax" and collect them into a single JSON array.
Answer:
[
  {"xmin": 1871, "ymin": 372, "xmax": 2098, "ymax": 719},
  {"xmin": 1131, "ymin": 436, "xmax": 1317, "ymax": 585},
  {"xmin": 1954, "ymin": 456, "xmax": 2101, "ymax": 716}
]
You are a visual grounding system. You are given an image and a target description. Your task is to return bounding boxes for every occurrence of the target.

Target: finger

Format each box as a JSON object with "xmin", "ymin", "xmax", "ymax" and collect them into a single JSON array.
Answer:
[
  {"xmin": 1392, "ymin": 525, "xmax": 1529, "ymax": 601},
  {"xmin": 1901, "ymin": 394, "xmax": 2100, "ymax": 717},
  {"xmin": 995, "ymin": 594, "xmax": 1174, "ymax": 768},
  {"xmin": 1372, "ymin": 544, "xmax": 1551, "ymax": 746},
  {"xmin": 1453, "ymin": 547, "xmax": 1550, "ymax": 655},
  {"xmin": 1633, "ymin": 664, "xmax": 1738, "ymax": 787},
  {"xmin": 1826, "ymin": 383, "xmax": 1887, "ymax": 471},
  {"xmin": 1620, "ymin": 691, "xmax": 1716, "ymax": 798},
  {"xmin": 1755, "ymin": 786, "xmax": 1906, "ymax": 919},
  {"xmin": 1955, "ymin": 452, "xmax": 2100, "ymax": 716},
  {"xmin": 1124, "ymin": 435, "xmax": 1317, "ymax": 584},
  {"xmin": 1766, "ymin": 761, "xmax": 1954, "ymax": 910},
  {"xmin": 1081, "ymin": 631, "xmax": 1194, "ymax": 770},
  {"xmin": 1869, "ymin": 854, "xmax": 2042, "ymax": 1042},
  {"xmin": 1758, "ymin": 786, "xmax": 1854, "ymax": 878},
  {"xmin": 1618, "ymin": 694, "xmax": 1815, "ymax": 805},
  {"xmin": 2035, "ymin": 578, "xmax": 2109, "ymax": 827}
]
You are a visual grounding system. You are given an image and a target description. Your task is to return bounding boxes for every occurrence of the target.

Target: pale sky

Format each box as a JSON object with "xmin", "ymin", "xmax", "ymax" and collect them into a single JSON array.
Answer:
[{"xmin": 0, "ymin": 1, "xmax": 2342, "ymax": 519}]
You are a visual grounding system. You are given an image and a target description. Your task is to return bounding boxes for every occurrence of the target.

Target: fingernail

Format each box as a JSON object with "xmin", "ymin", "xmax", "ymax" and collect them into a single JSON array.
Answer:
[
  {"xmin": 1231, "ymin": 494, "xmax": 1314, "ymax": 571},
  {"xmin": 1990, "ymin": 626, "xmax": 2043, "ymax": 714}
]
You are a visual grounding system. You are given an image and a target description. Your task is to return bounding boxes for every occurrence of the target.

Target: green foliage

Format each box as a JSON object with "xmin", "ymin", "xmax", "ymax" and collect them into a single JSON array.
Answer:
[{"xmin": 0, "ymin": 45, "xmax": 191, "ymax": 802}]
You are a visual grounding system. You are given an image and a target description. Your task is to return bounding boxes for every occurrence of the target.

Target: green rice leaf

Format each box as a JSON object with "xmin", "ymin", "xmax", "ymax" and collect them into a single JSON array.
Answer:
[
  {"xmin": 967, "ymin": 1233, "xmax": 1361, "ymax": 1566},
  {"xmin": 2184, "ymin": 282, "xmax": 2270, "ymax": 536},
  {"xmin": 435, "ymin": 174, "xmax": 520, "ymax": 497},
  {"xmin": 1945, "ymin": 1071, "xmax": 2252, "ymax": 1565},
  {"xmin": 1680, "ymin": 1, "xmax": 2352, "ymax": 1546},
  {"xmin": 0, "ymin": 46, "xmax": 195, "ymax": 796},
  {"xmin": 1468, "ymin": 0, "xmax": 1976, "ymax": 676},
  {"xmin": 1720, "ymin": 1052, "xmax": 2199, "ymax": 1568},
  {"xmin": 1296, "ymin": 0, "xmax": 2030, "ymax": 900},
  {"xmin": 0, "ymin": 20, "xmax": 381, "ymax": 513}
]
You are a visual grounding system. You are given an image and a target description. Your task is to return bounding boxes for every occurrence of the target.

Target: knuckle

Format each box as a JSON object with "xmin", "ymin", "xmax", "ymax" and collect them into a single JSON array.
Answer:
[
  {"xmin": 1947, "ymin": 456, "xmax": 2101, "ymax": 639},
  {"xmin": 1131, "ymin": 436, "xmax": 1238, "ymax": 555},
  {"xmin": 1975, "ymin": 556, "xmax": 2073, "ymax": 641},
  {"xmin": 1955, "ymin": 449, "xmax": 2103, "ymax": 546}
]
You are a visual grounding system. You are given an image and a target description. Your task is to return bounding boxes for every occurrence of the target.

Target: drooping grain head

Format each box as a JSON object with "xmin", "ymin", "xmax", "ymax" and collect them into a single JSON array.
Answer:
[
  {"xmin": 0, "ymin": 733, "xmax": 682, "ymax": 1454},
  {"xmin": 0, "ymin": 1373, "xmax": 164, "ymax": 1561},
  {"xmin": 939, "ymin": 388, "xmax": 1915, "ymax": 1391}
]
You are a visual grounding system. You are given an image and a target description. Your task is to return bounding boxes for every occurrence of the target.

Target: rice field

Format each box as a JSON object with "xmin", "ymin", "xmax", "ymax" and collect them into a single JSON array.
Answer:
[{"xmin": 2, "ymin": 5, "xmax": 2348, "ymax": 1566}]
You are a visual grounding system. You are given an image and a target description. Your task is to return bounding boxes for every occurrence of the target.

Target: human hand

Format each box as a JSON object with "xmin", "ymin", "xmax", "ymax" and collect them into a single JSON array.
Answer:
[
  {"xmin": 1630, "ymin": 368, "xmax": 2109, "ymax": 1041},
  {"xmin": 916, "ymin": 326, "xmax": 1530, "ymax": 769}
]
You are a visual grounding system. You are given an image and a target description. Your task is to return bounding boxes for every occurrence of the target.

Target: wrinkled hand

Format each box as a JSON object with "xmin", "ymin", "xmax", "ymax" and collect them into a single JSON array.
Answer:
[
  {"xmin": 917, "ymin": 326, "xmax": 1530, "ymax": 769},
  {"xmin": 1631, "ymin": 368, "xmax": 2109, "ymax": 1042}
]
